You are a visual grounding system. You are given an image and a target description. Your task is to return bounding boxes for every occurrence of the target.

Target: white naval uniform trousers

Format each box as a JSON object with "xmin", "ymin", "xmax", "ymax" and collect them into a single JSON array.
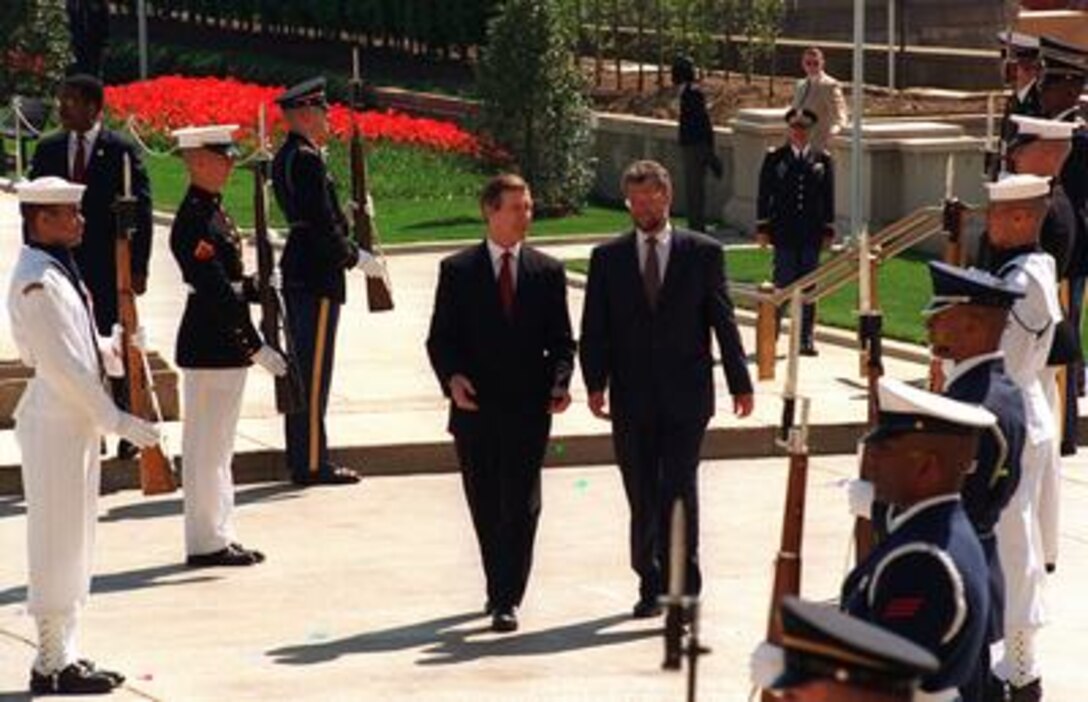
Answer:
[
  {"xmin": 182, "ymin": 367, "xmax": 247, "ymax": 555},
  {"xmin": 994, "ymin": 252, "xmax": 1060, "ymax": 683},
  {"xmin": 7, "ymin": 246, "xmax": 125, "ymax": 667}
]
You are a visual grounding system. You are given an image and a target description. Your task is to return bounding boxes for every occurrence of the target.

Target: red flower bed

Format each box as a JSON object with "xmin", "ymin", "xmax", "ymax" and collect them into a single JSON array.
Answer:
[{"xmin": 104, "ymin": 75, "xmax": 482, "ymax": 156}]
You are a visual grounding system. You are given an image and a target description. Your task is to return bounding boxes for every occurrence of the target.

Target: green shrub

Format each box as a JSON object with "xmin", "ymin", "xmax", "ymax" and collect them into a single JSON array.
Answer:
[{"xmin": 1, "ymin": 0, "xmax": 70, "ymax": 99}]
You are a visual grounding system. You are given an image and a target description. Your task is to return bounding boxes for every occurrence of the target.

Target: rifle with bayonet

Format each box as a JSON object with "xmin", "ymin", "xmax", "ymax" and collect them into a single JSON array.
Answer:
[
  {"xmin": 115, "ymin": 154, "xmax": 176, "ymax": 495},
  {"xmin": 760, "ymin": 289, "xmax": 811, "ymax": 702},
  {"xmin": 660, "ymin": 498, "xmax": 708, "ymax": 702},
  {"xmin": 348, "ymin": 46, "xmax": 394, "ymax": 312},
  {"xmin": 252, "ymin": 104, "xmax": 306, "ymax": 415}
]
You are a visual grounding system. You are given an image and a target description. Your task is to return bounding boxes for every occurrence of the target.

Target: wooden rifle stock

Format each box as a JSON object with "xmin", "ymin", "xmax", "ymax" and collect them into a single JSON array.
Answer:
[
  {"xmin": 762, "ymin": 399, "xmax": 809, "ymax": 702},
  {"xmin": 114, "ymin": 191, "xmax": 175, "ymax": 495},
  {"xmin": 252, "ymin": 155, "xmax": 307, "ymax": 415},
  {"xmin": 349, "ymin": 73, "xmax": 394, "ymax": 312}
]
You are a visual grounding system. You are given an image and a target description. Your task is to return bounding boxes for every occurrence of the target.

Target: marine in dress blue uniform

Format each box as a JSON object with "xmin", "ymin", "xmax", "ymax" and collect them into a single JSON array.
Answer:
[
  {"xmin": 755, "ymin": 108, "xmax": 835, "ymax": 355},
  {"xmin": 842, "ymin": 379, "xmax": 992, "ymax": 700},
  {"xmin": 925, "ymin": 261, "xmax": 1028, "ymax": 702},
  {"xmin": 270, "ymin": 77, "xmax": 383, "ymax": 486},
  {"xmin": 170, "ymin": 125, "xmax": 287, "ymax": 567}
]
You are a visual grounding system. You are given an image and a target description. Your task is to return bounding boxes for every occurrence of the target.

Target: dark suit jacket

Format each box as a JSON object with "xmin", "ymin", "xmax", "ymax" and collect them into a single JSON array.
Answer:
[
  {"xmin": 30, "ymin": 128, "xmax": 153, "ymax": 333},
  {"xmin": 426, "ymin": 242, "xmax": 575, "ymax": 435},
  {"xmin": 579, "ymin": 228, "xmax": 753, "ymax": 425}
]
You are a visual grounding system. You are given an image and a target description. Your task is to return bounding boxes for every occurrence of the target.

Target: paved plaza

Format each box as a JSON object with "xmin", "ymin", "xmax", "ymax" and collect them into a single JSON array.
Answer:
[{"xmin": 0, "ymin": 190, "xmax": 1087, "ymax": 700}]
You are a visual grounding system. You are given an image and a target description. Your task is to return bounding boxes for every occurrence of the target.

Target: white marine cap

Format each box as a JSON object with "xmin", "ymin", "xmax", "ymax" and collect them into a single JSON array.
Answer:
[
  {"xmin": 865, "ymin": 377, "xmax": 996, "ymax": 442},
  {"xmin": 15, "ymin": 176, "xmax": 86, "ymax": 205},
  {"xmin": 171, "ymin": 124, "xmax": 239, "ymax": 154},
  {"xmin": 1009, "ymin": 114, "xmax": 1078, "ymax": 141},
  {"xmin": 984, "ymin": 173, "xmax": 1051, "ymax": 202}
]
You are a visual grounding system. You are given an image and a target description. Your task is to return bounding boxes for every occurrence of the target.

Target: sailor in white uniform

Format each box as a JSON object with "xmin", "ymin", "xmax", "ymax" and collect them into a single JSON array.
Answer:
[
  {"xmin": 985, "ymin": 173, "xmax": 1062, "ymax": 702},
  {"xmin": 8, "ymin": 176, "xmax": 160, "ymax": 695}
]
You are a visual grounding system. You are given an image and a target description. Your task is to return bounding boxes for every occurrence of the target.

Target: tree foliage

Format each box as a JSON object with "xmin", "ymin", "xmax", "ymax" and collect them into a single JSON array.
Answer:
[
  {"xmin": 1, "ymin": 0, "xmax": 70, "ymax": 99},
  {"xmin": 477, "ymin": 0, "xmax": 594, "ymax": 216}
]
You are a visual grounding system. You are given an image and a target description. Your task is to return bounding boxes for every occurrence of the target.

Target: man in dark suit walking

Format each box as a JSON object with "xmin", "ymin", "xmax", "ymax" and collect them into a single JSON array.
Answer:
[
  {"xmin": 29, "ymin": 73, "xmax": 153, "ymax": 458},
  {"xmin": 427, "ymin": 174, "xmax": 575, "ymax": 633},
  {"xmin": 579, "ymin": 160, "xmax": 754, "ymax": 618}
]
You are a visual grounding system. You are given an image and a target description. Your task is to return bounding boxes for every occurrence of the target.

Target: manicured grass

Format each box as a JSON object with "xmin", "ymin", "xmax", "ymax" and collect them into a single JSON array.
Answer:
[
  {"xmin": 141, "ymin": 139, "xmax": 629, "ymax": 242},
  {"xmin": 567, "ymin": 248, "xmax": 936, "ymax": 345}
]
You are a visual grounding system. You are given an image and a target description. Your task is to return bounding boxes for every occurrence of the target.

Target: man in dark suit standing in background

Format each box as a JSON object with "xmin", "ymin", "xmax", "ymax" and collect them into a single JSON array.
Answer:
[
  {"xmin": 673, "ymin": 54, "xmax": 720, "ymax": 233},
  {"xmin": 579, "ymin": 160, "xmax": 754, "ymax": 618},
  {"xmin": 29, "ymin": 73, "xmax": 153, "ymax": 458},
  {"xmin": 427, "ymin": 174, "xmax": 575, "ymax": 634}
]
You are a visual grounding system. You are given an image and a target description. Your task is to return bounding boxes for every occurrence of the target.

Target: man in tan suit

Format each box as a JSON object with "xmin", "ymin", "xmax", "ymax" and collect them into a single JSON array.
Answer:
[{"xmin": 791, "ymin": 47, "xmax": 848, "ymax": 152}]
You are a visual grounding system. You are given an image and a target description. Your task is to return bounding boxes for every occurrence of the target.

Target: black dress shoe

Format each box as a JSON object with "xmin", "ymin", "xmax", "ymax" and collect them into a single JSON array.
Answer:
[
  {"xmin": 78, "ymin": 659, "xmax": 125, "ymax": 686},
  {"xmin": 799, "ymin": 344, "xmax": 819, "ymax": 357},
  {"xmin": 116, "ymin": 439, "xmax": 139, "ymax": 461},
  {"xmin": 186, "ymin": 543, "xmax": 265, "ymax": 567},
  {"xmin": 292, "ymin": 466, "xmax": 361, "ymax": 486},
  {"xmin": 30, "ymin": 662, "xmax": 119, "ymax": 695},
  {"xmin": 1045, "ymin": 562, "xmax": 1056, "ymax": 574},
  {"xmin": 632, "ymin": 598, "xmax": 663, "ymax": 619},
  {"xmin": 1009, "ymin": 678, "xmax": 1042, "ymax": 702},
  {"xmin": 491, "ymin": 607, "xmax": 518, "ymax": 633}
]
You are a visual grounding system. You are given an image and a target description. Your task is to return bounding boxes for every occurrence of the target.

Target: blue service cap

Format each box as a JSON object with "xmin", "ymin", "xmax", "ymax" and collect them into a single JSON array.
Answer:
[
  {"xmin": 771, "ymin": 596, "xmax": 939, "ymax": 694},
  {"xmin": 275, "ymin": 76, "xmax": 328, "ymax": 110},
  {"xmin": 924, "ymin": 261, "xmax": 1026, "ymax": 316}
]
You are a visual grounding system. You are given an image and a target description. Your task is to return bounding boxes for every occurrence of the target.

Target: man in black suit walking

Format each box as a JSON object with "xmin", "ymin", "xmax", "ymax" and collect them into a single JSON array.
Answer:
[
  {"xmin": 29, "ymin": 73, "xmax": 153, "ymax": 458},
  {"xmin": 427, "ymin": 174, "xmax": 575, "ymax": 633},
  {"xmin": 580, "ymin": 160, "xmax": 754, "ymax": 618}
]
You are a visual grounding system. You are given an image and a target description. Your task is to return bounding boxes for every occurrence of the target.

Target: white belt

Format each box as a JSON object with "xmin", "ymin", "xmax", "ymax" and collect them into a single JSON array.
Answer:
[
  {"xmin": 913, "ymin": 689, "xmax": 958, "ymax": 702},
  {"xmin": 187, "ymin": 282, "xmax": 244, "ymax": 295}
]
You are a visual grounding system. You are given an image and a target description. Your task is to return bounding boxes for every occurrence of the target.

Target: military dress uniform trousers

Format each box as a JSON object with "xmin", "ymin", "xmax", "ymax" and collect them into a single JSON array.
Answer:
[
  {"xmin": 773, "ymin": 244, "xmax": 819, "ymax": 346},
  {"xmin": 284, "ymin": 289, "xmax": 340, "ymax": 481},
  {"xmin": 1039, "ymin": 368, "xmax": 1061, "ymax": 567},
  {"xmin": 181, "ymin": 368, "xmax": 246, "ymax": 555},
  {"xmin": 681, "ymin": 143, "xmax": 712, "ymax": 232},
  {"xmin": 15, "ymin": 392, "xmax": 102, "ymax": 671}
]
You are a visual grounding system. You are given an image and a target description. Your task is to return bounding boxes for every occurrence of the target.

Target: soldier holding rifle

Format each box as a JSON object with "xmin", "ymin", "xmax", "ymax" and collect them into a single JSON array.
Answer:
[
  {"xmin": 169, "ymin": 125, "xmax": 287, "ymax": 567},
  {"xmin": 9, "ymin": 177, "xmax": 160, "ymax": 695},
  {"xmin": 271, "ymin": 77, "xmax": 385, "ymax": 487}
]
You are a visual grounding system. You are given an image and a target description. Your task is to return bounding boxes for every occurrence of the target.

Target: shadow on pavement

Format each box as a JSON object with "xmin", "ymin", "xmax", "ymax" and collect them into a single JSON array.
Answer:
[
  {"xmin": 100, "ymin": 482, "xmax": 304, "ymax": 523},
  {"xmin": 0, "ymin": 563, "xmax": 219, "ymax": 608},
  {"xmin": 267, "ymin": 611, "xmax": 656, "ymax": 667},
  {"xmin": 0, "ymin": 496, "xmax": 25, "ymax": 520},
  {"xmin": 0, "ymin": 691, "xmax": 31, "ymax": 701}
]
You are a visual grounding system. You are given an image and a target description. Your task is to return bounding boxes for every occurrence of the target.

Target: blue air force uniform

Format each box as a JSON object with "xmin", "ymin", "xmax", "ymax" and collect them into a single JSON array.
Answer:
[
  {"xmin": 756, "ymin": 108, "xmax": 834, "ymax": 350},
  {"xmin": 271, "ymin": 77, "xmax": 362, "ymax": 485},
  {"xmin": 842, "ymin": 379, "xmax": 992, "ymax": 697}
]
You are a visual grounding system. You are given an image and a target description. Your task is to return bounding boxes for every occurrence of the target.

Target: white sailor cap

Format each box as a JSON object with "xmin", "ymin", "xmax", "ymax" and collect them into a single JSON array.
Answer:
[
  {"xmin": 1009, "ymin": 115, "xmax": 1078, "ymax": 143},
  {"xmin": 984, "ymin": 173, "xmax": 1051, "ymax": 202},
  {"xmin": 864, "ymin": 377, "xmax": 996, "ymax": 443},
  {"xmin": 15, "ymin": 176, "xmax": 86, "ymax": 205},
  {"xmin": 171, "ymin": 124, "xmax": 240, "ymax": 155}
]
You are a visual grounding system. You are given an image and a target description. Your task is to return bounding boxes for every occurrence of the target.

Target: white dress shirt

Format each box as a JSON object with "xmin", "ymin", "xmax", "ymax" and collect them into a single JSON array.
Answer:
[
  {"xmin": 67, "ymin": 122, "xmax": 101, "ymax": 179},
  {"xmin": 636, "ymin": 222, "xmax": 672, "ymax": 279},
  {"xmin": 486, "ymin": 238, "xmax": 521, "ymax": 289}
]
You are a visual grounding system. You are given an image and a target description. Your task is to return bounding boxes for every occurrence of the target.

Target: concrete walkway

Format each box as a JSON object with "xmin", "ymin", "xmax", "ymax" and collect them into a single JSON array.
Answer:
[{"xmin": 1, "ymin": 189, "xmax": 1087, "ymax": 700}]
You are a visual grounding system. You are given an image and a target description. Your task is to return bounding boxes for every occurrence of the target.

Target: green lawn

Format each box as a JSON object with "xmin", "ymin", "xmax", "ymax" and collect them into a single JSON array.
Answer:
[
  {"xmin": 568, "ymin": 248, "xmax": 936, "ymax": 345},
  {"xmin": 141, "ymin": 139, "xmax": 629, "ymax": 243}
]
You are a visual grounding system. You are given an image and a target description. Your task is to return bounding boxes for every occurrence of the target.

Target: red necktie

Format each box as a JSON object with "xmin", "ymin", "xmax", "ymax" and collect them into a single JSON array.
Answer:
[
  {"xmin": 72, "ymin": 133, "xmax": 86, "ymax": 184},
  {"xmin": 498, "ymin": 251, "xmax": 514, "ymax": 317}
]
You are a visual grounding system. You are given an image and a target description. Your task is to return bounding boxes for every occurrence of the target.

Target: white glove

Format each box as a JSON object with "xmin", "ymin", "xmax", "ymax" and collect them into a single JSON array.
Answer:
[
  {"xmin": 114, "ymin": 412, "xmax": 161, "ymax": 449},
  {"xmin": 252, "ymin": 344, "xmax": 287, "ymax": 377},
  {"xmin": 749, "ymin": 641, "xmax": 785, "ymax": 690},
  {"xmin": 847, "ymin": 478, "xmax": 875, "ymax": 519},
  {"xmin": 364, "ymin": 193, "xmax": 375, "ymax": 218},
  {"xmin": 269, "ymin": 268, "xmax": 282, "ymax": 291},
  {"xmin": 101, "ymin": 325, "xmax": 125, "ymax": 378},
  {"xmin": 356, "ymin": 249, "xmax": 385, "ymax": 278},
  {"xmin": 131, "ymin": 325, "xmax": 150, "ymax": 352}
]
